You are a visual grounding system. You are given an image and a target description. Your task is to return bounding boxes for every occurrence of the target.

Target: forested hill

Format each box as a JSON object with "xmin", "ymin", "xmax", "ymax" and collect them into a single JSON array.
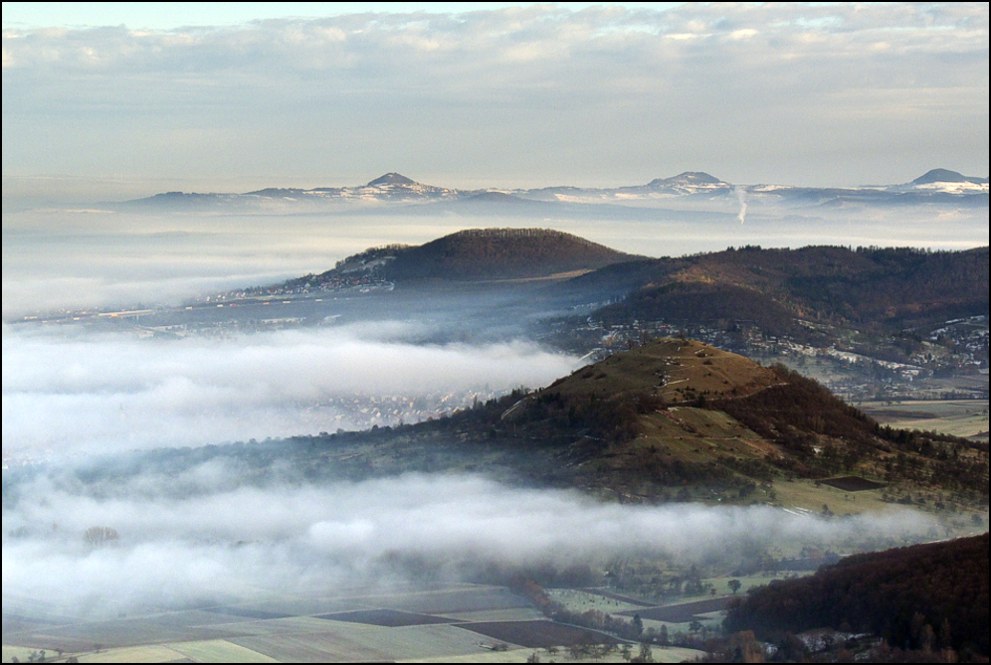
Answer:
[
  {"xmin": 578, "ymin": 245, "xmax": 989, "ymax": 335},
  {"xmin": 724, "ymin": 533, "xmax": 989, "ymax": 659},
  {"xmin": 289, "ymin": 228, "xmax": 642, "ymax": 287},
  {"xmin": 267, "ymin": 236, "xmax": 986, "ymax": 337}
]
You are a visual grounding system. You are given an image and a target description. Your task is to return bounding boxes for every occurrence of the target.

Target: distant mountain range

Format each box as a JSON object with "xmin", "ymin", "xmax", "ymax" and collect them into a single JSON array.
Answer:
[
  {"xmin": 911, "ymin": 168, "xmax": 987, "ymax": 187},
  {"xmin": 119, "ymin": 169, "xmax": 988, "ymax": 211}
]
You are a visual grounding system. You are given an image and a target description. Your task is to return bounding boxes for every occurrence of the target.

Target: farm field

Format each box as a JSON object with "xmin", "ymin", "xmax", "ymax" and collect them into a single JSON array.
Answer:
[
  {"xmin": 704, "ymin": 574, "xmax": 790, "ymax": 596},
  {"xmin": 548, "ymin": 587, "xmax": 751, "ymax": 639},
  {"xmin": 73, "ymin": 640, "xmax": 279, "ymax": 663},
  {"xmin": 770, "ymin": 478, "xmax": 891, "ymax": 515},
  {"xmin": 399, "ymin": 645, "xmax": 705, "ymax": 663},
  {"xmin": 860, "ymin": 399, "xmax": 989, "ymax": 440},
  {"xmin": 315, "ymin": 608, "xmax": 458, "ymax": 627},
  {"xmin": 618, "ymin": 597, "xmax": 734, "ymax": 623},
  {"xmin": 440, "ymin": 608, "xmax": 545, "ymax": 622},
  {"xmin": 3, "ymin": 583, "xmax": 661, "ymax": 663},
  {"xmin": 337, "ymin": 584, "xmax": 532, "ymax": 614},
  {"xmin": 773, "ymin": 476, "xmax": 989, "ymax": 528},
  {"xmin": 548, "ymin": 588, "xmax": 648, "ymax": 614},
  {"xmin": 400, "ymin": 647, "xmax": 537, "ymax": 663},
  {"xmin": 456, "ymin": 619, "xmax": 619, "ymax": 648},
  {"xmin": 819, "ymin": 476, "xmax": 886, "ymax": 492},
  {"xmin": 226, "ymin": 621, "xmax": 500, "ymax": 662}
]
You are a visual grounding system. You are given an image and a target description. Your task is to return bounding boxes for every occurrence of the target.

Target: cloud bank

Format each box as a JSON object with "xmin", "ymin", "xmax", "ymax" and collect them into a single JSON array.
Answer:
[
  {"xmin": 2, "ymin": 472, "xmax": 942, "ymax": 619},
  {"xmin": 2, "ymin": 325, "xmax": 578, "ymax": 458},
  {"xmin": 0, "ymin": 208, "xmax": 433, "ymax": 318},
  {"xmin": 3, "ymin": 4, "xmax": 987, "ymax": 190}
]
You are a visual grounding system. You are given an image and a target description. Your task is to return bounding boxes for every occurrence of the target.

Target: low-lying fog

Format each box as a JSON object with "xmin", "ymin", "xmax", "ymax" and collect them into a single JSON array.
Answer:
[
  {"xmin": 2, "ymin": 324, "xmax": 579, "ymax": 459},
  {"xmin": 3, "ymin": 205, "xmax": 987, "ymax": 318},
  {"xmin": 2, "ymin": 471, "xmax": 939, "ymax": 620}
]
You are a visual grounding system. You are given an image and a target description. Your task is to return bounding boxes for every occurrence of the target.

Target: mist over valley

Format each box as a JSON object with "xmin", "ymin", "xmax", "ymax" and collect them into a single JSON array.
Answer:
[{"xmin": 3, "ymin": 3, "xmax": 989, "ymax": 660}]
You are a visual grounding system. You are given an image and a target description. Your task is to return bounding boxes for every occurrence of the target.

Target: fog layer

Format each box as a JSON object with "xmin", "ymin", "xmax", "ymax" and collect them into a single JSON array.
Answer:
[
  {"xmin": 4, "ymin": 207, "xmax": 987, "ymax": 319},
  {"xmin": 2, "ymin": 325, "xmax": 578, "ymax": 458},
  {"xmin": 2, "ymin": 472, "xmax": 939, "ymax": 619}
]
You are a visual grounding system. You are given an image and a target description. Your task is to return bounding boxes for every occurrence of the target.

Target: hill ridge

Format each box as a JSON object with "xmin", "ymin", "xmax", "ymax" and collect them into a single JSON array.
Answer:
[
  {"xmin": 284, "ymin": 227, "xmax": 643, "ymax": 288},
  {"xmin": 118, "ymin": 167, "xmax": 988, "ymax": 210},
  {"xmin": 589, "ymin": 245, "xmax": 990, "ymax": 337},
  {"xmin": 912, "ymin": 168, "xmax": 987, "ymax": 185},
  {"xmin": 366, "ymin": 172, "xmax": 419, "ymax": 187},
  {"xmin": 486, "ymin": 337, "xmax": 987, "ymax": 505}
]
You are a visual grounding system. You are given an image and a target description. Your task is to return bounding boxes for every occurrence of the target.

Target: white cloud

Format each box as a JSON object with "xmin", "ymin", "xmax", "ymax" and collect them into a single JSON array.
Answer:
[
  {"xmin": 1, "ymin": 471, "xmax": 943, "ymax": 619},
  {"xmin": 2, "ymin": 4, "xmax": 986, "ymax": 188},
  {"xmin": 0, "ymin": 208, "xmax": 481, "ymax": 318},
  {"xmin": 729, "ymin": 28, "xmax": 758, "ymax": 41},
  {"xmin": 1, "ymin": 325, "xmax": 578, "ymax": 457}
]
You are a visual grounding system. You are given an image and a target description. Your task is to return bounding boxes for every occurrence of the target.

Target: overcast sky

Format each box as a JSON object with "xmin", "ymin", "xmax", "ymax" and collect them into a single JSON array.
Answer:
[{"xmin": 2, "ymin": 2, "xmax": 988, "ymax": 196}]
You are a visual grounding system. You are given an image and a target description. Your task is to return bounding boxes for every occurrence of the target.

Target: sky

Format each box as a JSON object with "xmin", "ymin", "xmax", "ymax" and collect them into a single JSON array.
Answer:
[{"xmin": 2, "ymin": 2, "xmax": 989, "ymax": 197}]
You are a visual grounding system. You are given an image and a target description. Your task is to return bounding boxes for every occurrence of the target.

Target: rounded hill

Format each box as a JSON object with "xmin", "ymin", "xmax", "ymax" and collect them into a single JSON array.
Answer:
[
  {"xmin": 911, "ymin": 168, "xmax": 984, "ymax": 185},
  {"xmin": 366, "ymin": 172, "xmax": 419, "ymax": 187},
  {"xmin": 381, "ymin": 228, "xmax": 639, "ymax": 281},
  {"xmin": 494, "ymin": 338, "xmax": 987, "ymax": 504},
  {"xmin": 542, "ymin": 338, "xmax": 780, "ymax": 406}
]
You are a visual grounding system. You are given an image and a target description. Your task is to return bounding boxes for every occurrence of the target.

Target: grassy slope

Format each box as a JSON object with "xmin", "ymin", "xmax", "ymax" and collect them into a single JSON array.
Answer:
[{"xmin": 444, "ymin": 338, "xmax": 987, "ymax": 509}]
